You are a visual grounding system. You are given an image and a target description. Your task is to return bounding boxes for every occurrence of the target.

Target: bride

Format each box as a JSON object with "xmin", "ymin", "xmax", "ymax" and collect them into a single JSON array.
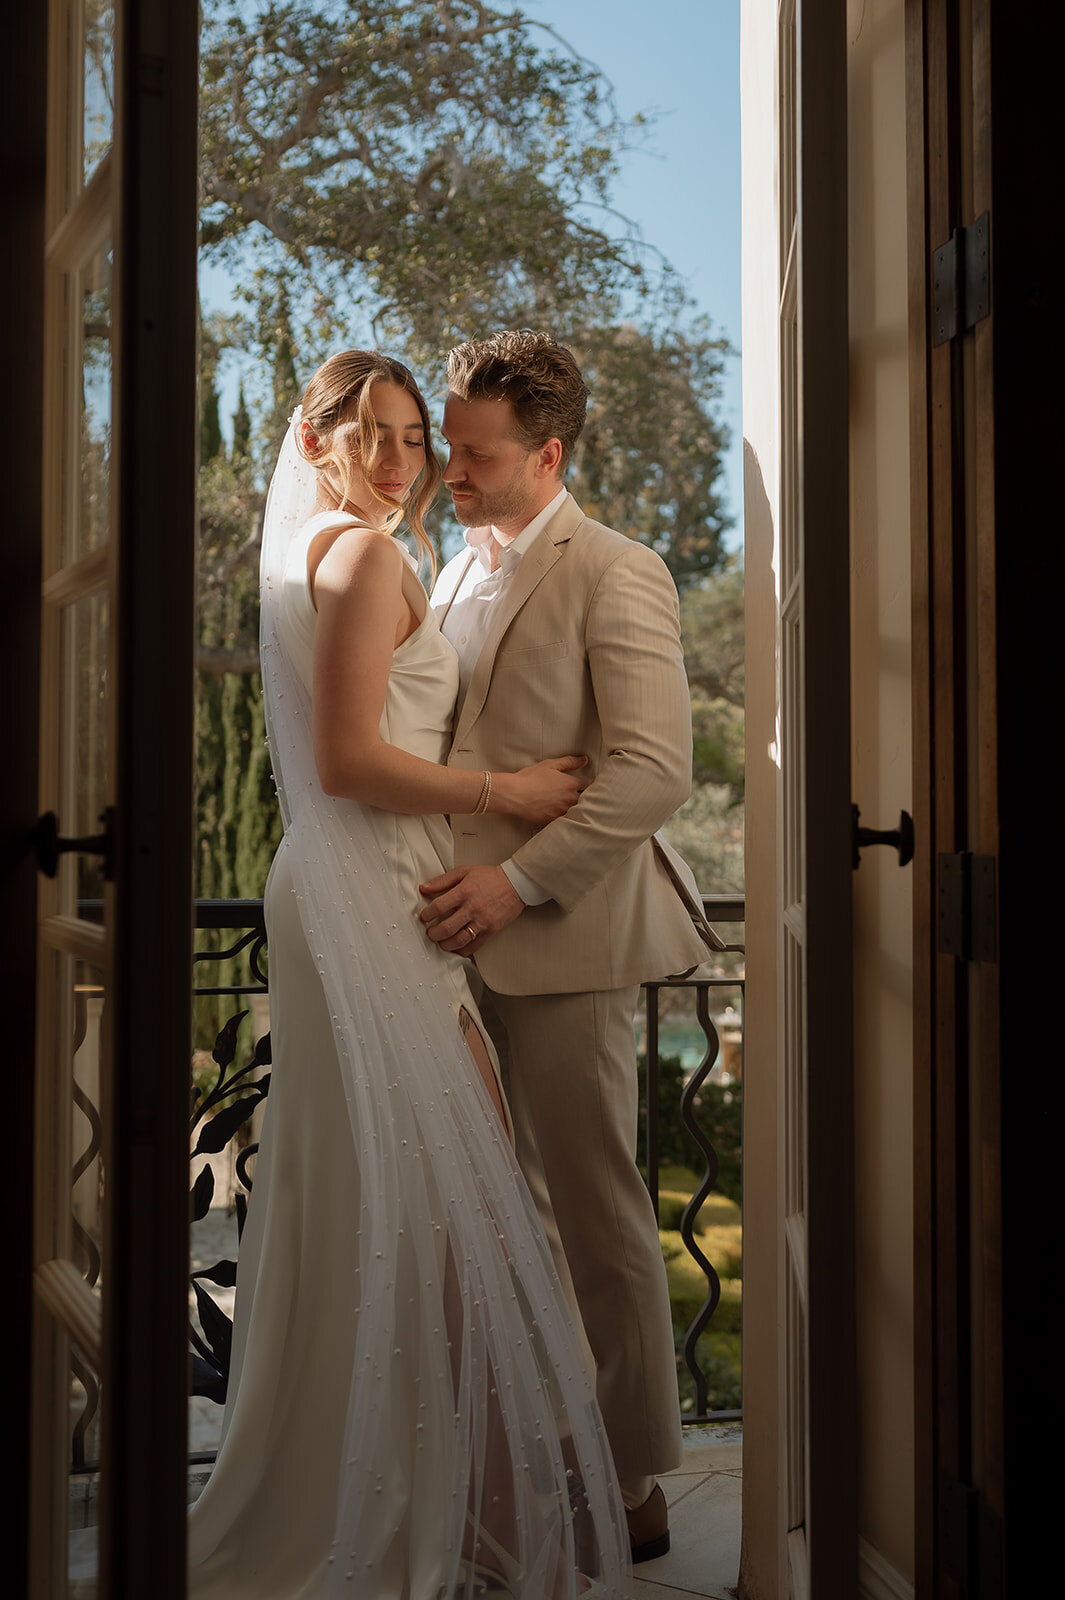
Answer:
[{"xmin": 186, "ymin": 351, "xmax": 631, "ymax": 1599}]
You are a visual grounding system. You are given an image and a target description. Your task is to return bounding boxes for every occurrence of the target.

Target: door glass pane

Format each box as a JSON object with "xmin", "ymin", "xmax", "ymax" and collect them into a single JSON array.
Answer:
[
  {"xmin": 72, "ymin": 961, "xmax": 106, "ymax": 1285},
  {"xmin": 68, "ymin": 1349, "xmax": 103, "ymax": 1568},
  {"xmin": 83, "ymin": 0, "xmax": 115, "ymax": 185},
  {"xmin": 59, "ymin": 591, "xmax": 109, "ymax": 917},
  {"xmin": 69, "ymin": 248, "xmax": 113, "ymax": 565},
  {"xmin": 67, "ymin": 957, "xmax": 106, "ymax": 1582}
]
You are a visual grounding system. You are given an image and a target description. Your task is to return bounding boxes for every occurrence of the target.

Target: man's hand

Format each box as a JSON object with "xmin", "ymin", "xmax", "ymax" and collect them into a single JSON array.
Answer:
[{"xmin": 419, "ymin": 864, "xmax": 524, "ymax": 954}]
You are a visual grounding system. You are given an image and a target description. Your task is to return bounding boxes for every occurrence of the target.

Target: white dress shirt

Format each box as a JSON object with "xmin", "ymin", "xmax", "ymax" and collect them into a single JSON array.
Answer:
[{"xmin": 435, "ymin": 487, "xmax": 568, "ymax": 907}]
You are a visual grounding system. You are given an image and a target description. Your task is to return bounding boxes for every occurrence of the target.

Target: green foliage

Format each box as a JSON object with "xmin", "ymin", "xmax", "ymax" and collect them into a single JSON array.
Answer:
[
  {"xmin": 196, "ymin": 1, "xmax": 731, "ymax": 592},
  {"xmin": 692, "ymin": 710, "xmax": 744, "ymax": 796},
  {"xmin": 660, "ymin": 559, "xmax": 745, "ymax": 892},
  {"xmin": 681, "ymin": 560, "xmax": 745, "ymax": 709},
  {"xmin": 638, "ymin": 1054, "xmax": 743, "ymax": 1208},
  {"xmin": 231, "ymin": 383, "xmax": 251, "ymax": 459},
  {"xmin": 656, "ymin": 1189, "xmax": 695, "ymax": 1231},
  {"xmin": 194, "ymin": 456, "xmax": 281, "ymax": 1045},
  {"xmin": 199, "ymin": 0, "xmax": 664, "ymax": 364},
  {"xmin": 696, "ymin": 1082, "xmax": 743, "ymax": 1208},
  {"xmin": 266, "ymin": 284, "xmax": 302, "ymax": 449},
  {"xmin": 662, "ymin": 1238, "xmax": 741, "ymax": 1334},
  {"xmin": 200, "ymin": 377, "xmax": 223, "ymax": 465},
  {"xmin": 192, "ymin": 1, "xmax": 742, "ymax": 1021},
  {"xmin": 655, "ymin": 1193, "xmax": 742, "ymax": 1282},
  {"xmin": 638, "ymin": 1052, "xmax": 698, "ymax": 1173},
  {"xmin": 568, "ymin": 320, "xmax": 732, "ymax": 588},
  {"xmin": 660, "ymin": 783, "xmax": 744, "ymax": 894},
  {"xmin": 656, "ymin": 1162, "xmax": 703, "ymax": 1194},
  {"xmin": 700, "ymin": 1216, "xmax": 743, "ymax": 1280},
  {"xmin": 691, "ymin": 1191, "xmax": 739, "ymax": 1228},
  {"xmin": 662, "ymin": 1231, "xmax": 743, "ymax": 1412},
  {"xmin": 677, "ymin": 1330, "xmax": 742, "ymax": 1414}
]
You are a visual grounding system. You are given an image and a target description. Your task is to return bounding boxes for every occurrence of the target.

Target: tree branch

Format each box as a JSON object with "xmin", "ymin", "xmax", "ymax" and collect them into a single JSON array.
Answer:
[
  {"xmin": 198, "ymin": 644, "xmax": 261, "ymax": 679},
  {"xmin": 266, "ymin": 64, "xmax": 346, "ymax": 163},
  {"xmin": 199, "ymin": 526, "xmax": 261, "ymax": 592},
  {"xmin": 209, "ymin": 182, "xmax": 301, "ymax": 244}
]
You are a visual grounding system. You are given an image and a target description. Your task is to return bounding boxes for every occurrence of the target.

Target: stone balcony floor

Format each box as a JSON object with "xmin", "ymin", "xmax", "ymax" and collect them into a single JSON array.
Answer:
[
  {"xmin": 188, "ymin": 1425, "xmax": 742, "ymax": 1599},
  {"xmin": 188, "ymin": 1208, "xmax": 742, "ymax": 1598},
  {"xmin": 76, "ymin": 1424, "xmax": 741, "ymax": 1598},
  {"xmin": 633, "ymin": 1425, "xmax": 741, "ymax": 1600}
]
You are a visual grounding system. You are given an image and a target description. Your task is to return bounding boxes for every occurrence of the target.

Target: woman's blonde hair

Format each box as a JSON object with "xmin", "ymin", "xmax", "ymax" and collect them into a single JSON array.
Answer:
[{"xmin": 296, "ymin": 351, "xmax": 441, "ymax": 574}]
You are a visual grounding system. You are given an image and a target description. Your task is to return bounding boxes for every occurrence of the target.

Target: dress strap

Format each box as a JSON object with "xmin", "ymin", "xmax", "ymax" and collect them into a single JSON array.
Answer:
[{"xmin": 435, "ymin": 549, "xmax": 478, "ymax": 629}]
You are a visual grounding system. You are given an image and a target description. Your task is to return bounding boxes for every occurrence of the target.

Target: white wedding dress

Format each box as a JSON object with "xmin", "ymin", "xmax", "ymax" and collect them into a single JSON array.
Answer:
[{"xmin": 187, "ymin": 474, "xmax": 629, "ymax": 1600}]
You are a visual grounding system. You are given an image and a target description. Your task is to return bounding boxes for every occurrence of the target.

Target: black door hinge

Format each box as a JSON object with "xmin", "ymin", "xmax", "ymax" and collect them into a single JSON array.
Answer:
[
  {"xmin": 933, "ymin": 211, "xmax": 991, "ymax": 346},
  {"xmin": 940, "ymin": 1474, "xmax": 1003, "ymax": 1597},
  {"xmin": 941, "ymin": 1473, "xmax": 978, "ymax": 1591},
  {"xmin": 937, "ymin": 851, "xmax": 996, "ymax": 961}
]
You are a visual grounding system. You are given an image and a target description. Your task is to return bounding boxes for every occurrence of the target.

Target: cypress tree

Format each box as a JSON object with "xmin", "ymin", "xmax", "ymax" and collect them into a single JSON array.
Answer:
[
  {"xmin": 231, "ymin": 383, "xmax": 251, "ymax": 462},
  {"xmin": 267, "ymin": 285, "xmax": 301, "ymax": 450},
  {"xmin": 193, "ymin": 386, "xmax": 282, "ymax": 1046},
  {"xmin": 200, "ymin": 375, "xmax": 223, "ymax": 466}
]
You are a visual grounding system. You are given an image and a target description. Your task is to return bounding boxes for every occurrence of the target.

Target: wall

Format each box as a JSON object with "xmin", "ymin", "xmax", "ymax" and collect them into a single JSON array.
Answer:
[
  {"xmin": 738, "ymin": 1, "xmax": 781, "ymax": 1593},
  {"xmin": 847, "ymin": 0, "xmax": 915, "ymax": 1592}
]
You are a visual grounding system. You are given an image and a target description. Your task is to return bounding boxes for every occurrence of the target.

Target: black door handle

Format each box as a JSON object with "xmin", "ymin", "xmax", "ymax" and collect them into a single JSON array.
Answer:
[
  {"xmin": 851, "ymin": 804, "xmax": 914, "ymax": 870},
  {"xmin": 35, "ymin": 808, "xmax": 115, "ymax": 881}
]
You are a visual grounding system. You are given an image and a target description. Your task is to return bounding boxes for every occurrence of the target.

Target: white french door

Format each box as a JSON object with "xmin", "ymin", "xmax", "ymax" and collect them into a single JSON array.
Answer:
[{"xmin": 776, "ymin": 1, "xmax": 856, "ymax": 1594}]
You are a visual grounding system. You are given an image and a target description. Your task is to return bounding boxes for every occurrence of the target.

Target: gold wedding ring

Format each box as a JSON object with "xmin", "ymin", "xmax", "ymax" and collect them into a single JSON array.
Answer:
[{"xmin": 463, "ymin": 924, "xmax": 477, "ymax": 944}]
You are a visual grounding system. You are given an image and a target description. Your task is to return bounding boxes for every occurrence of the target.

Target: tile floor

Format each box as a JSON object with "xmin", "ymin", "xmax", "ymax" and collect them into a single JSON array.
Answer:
[
  {"xmin": 633, "ymin": 1426, "xmax": 742, "ymax": 1600},
  {"xmin": 76, "ymin": 1427, "xmax": 742, "ymax": 1598},
  {"xmin": 188, "ymin": 1207, "xmax": 743, "ymax": 1598}
]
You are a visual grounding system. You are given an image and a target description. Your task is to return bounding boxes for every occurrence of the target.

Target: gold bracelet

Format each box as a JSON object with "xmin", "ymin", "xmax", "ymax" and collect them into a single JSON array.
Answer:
[{"xmin": 474, "ymin": 770, "xmax": 492, "ymax": 815}]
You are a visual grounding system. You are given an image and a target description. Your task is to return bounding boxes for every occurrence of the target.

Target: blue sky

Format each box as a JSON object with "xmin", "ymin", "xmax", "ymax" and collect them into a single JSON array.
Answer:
[
  {"xmin": 522, "ymin": 1, "xmax": 742, "ymax": 544},
  {"xmin": 203, "ymin": 1, "xmax": 742, "ymax": 545}
]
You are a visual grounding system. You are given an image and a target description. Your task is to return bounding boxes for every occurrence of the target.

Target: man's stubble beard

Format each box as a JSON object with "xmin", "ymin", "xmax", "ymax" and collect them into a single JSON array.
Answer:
[{"xmin": 449, "ymin": 467, "xmax": 537, "ymax": 531}]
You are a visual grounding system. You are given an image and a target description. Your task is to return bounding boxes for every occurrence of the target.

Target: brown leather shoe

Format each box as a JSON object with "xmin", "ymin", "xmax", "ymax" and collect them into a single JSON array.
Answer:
[{"xmin": 626, "ymin": 1482, "xmax": 670, "ymax": 1563}]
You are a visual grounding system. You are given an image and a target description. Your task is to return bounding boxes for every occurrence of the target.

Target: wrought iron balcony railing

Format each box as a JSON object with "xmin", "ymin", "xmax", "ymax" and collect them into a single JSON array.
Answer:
[
  {"xmin": 187, "ymin": 894, "xmax": 745, "ymax": 1441},
  {"xmin": 68, "ymin": 891, "xmax": 744, "ymax": 1483}
]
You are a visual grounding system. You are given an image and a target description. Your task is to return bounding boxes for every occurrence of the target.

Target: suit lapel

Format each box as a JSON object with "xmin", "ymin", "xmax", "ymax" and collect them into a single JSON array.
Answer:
[{"xmin": 453, "ymin": 495, "xmax": 585, "ymax": 744}]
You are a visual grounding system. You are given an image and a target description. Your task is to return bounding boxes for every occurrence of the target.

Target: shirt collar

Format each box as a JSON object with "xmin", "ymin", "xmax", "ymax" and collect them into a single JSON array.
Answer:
[{"xmin": 466, "ymin": 486, "xmax": 567, "ymax": 574}]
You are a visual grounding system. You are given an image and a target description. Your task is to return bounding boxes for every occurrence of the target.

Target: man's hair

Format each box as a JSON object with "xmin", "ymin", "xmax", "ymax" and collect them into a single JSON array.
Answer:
[{"xmin": 446, "ymin": 330, "xmax": 588, "ymax": 470}]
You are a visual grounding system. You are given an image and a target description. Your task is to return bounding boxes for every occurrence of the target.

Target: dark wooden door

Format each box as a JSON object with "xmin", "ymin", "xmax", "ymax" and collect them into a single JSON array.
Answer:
[{"xmin": 909, "ymin": 1, "xmax": 1057, "ymax": 1592}]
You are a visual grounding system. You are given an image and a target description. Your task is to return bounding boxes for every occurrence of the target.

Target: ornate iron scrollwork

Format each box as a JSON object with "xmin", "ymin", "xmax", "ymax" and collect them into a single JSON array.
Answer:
[
  {"xmin": 678, "ymin": 990, "xmax": 724, "ymax": 1419},
  {"xmin": 189, "ymin": 1011, "xmax": 271, "ymax": 1402}
]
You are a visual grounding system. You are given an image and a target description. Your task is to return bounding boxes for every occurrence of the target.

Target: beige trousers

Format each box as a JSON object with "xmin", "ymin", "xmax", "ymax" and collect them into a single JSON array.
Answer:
[{"xmin": 479, "ymin": 984, "xmax": 684, "ymax": 1490}]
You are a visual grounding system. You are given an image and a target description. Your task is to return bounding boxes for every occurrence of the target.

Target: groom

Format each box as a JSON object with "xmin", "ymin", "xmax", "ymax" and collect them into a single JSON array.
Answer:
[{"xmin": 419, "ymin": 330, "xmax": 720, "ymax": 1560}]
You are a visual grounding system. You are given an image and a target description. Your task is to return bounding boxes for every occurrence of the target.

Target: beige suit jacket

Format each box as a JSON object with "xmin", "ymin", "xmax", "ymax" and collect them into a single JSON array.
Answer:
[{"xmin": 434, "ymin": 493, "xmax": 721, "ymax": 995}]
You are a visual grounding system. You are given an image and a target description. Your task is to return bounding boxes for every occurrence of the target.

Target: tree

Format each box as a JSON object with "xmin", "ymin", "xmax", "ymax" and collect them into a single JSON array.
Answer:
[
  {"xmin": 200, "ymin": 374, "xmax": 223, "ymax": 466},
  {"xmin": 681, "ymin": 560, "xmax": 744, "ymax": 709},
  {"xmin": 196, "ymin": 356, "xmax": 265, "ymax": 682},
  {"xmin": 680, "ymin": 561, "xmax": 745, "ymax": 792},
  {"xmin": 199, "ymin": 0, "xmax": 668, "ymax": 364},
  {"xmin": 192, "ymin": 0, "xmax": 739, "ymax": 913},
  {"xmin": 195, "ymin": 384, "xmax": 282, "ymax": 921},
  {"xmin": 636, "ymin": 1054, "xmax": 743, "ymax": 1209},
  {"xmin": 659, "ymin": 782, "xmax": 743, "ymax": 895},
  {"xmin": 197, "ymin": 0, "xmax": 734, "ymax": 580},
  {"xmin": 569, "ymin": 321, "xmax": 732, "ymax": 588}
]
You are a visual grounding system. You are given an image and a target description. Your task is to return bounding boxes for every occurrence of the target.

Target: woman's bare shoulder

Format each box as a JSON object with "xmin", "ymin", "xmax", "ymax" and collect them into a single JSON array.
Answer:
[{"xmin": 310, "ymin": 523, "xmax": 403, "ymax": 606}]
